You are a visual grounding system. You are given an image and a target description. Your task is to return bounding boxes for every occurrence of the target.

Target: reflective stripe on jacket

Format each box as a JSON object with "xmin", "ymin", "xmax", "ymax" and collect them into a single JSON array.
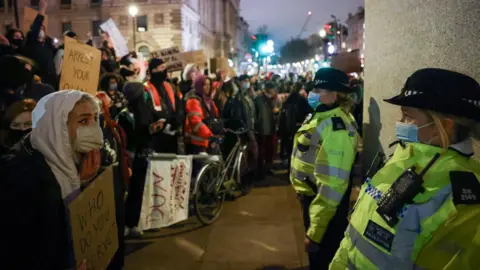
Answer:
[
  {"xmin": 330, "ymin": 141, "xmax": 480, "ymax": 270},
  {"xmin": 184, "ymin": 91, "xmax": 218, "ymax": 148},
  {"xmin": 290, "ymin": 106, "xmax": 359, "ymax": 243},
  {"xmin": 144, "ymin": 81, "xmax": 176, "ymax": 112}
]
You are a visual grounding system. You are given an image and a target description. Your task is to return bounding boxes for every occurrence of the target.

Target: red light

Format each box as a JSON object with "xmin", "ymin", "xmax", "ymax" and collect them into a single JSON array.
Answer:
[{"xmin": 252, "ymin": 35, "xmax": 257, "ymax": 40}]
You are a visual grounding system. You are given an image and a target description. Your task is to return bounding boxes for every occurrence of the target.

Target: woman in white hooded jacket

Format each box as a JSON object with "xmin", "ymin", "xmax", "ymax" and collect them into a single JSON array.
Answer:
[{"xmin": 0, "ymin": 90, "xmax": 104, "ymax": 270}]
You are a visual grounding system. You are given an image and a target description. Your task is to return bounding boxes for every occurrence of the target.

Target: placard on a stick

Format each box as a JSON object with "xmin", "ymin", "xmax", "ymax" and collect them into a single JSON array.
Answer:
[
  {"xmin": 59, "ymin": 37, "xmax": 101, "ymax": 95},
  {"xmin": 180, "ymin": 50, "xmax": 207, "ymax": 68},
  {"xmin": 23, "ymin": 6, "xmax": 48, "ymax": 33},
  {"xmin": 69, "ymin": 167, "xmax": 118, "ymax": 270},
  {"xmin": 330, "ymin": 49, "xmax": 362, "ymax": 73},
  {"xmin": 150, "ymin": 46, "xmax": 184, "ymax": 72}
]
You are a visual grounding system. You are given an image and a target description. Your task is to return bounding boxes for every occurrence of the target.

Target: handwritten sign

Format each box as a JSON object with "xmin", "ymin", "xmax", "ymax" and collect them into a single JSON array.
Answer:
[
  {"xmin": 150, "ymin": 46, "xmax": 184, "ymax": 72},
  {"xmin": 139, "ymin": 156, "xmax": 193, "ymax": 230},
  {"xmin": 59, "ymin": 37, "xmax": 101, "ymax": 95},
  {"xmin": 23, "ymin": 6, "xmax": 48, "ymax": 33},
  {"xmin": 69, "ymin": 167, "xmax": 118, "ymax": 270},
  {"xmin": 100, "ymin": 19, "xmax": 129, "ymax": 57}
]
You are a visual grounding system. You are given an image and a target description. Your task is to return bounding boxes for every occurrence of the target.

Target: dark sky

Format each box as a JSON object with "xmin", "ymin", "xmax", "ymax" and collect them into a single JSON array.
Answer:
[{"xmin": 240, "ymin": 0, "xmax": 364, "ymax": 47}]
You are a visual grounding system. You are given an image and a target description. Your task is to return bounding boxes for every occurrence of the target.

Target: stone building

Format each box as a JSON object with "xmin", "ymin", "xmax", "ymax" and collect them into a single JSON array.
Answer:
[
  {"xmin": 234, "ymin": 16, "xmax": 250, "ymax": 64},
  {"xmin": 345, "ymin": 6, "xmax": 365, "ymax": 57},
  {"xmin": 0, "ymin": 0, "xmax": 240, "ymax": 62}
]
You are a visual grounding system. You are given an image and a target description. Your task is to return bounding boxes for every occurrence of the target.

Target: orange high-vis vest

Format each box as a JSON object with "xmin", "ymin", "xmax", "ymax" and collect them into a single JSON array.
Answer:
[
  {"xmin": 144, "ymin": 81, "xmax": 176, "ymax": 112},
  {"xmin": 184, "ymin": 91, "xmax": 218, "ymax": 148}
]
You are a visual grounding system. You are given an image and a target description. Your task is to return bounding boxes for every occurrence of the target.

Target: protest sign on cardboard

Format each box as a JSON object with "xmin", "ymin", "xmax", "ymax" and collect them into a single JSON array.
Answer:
[
  {"xmin": 100, "ymin": 19, "xmax": 129, "ymax": 57},
  {"xmin": 59, "ymin": 37, "xmax": 101, "ymax": 95},
  {"xmin": 180, "ymin": 50, "xmax": 206, "ymax": 68},
  {"xmin": 138, "ymin": 156, "xmax": 193, "ymax": 230},
  {"xmin": 69, "ymin": 167, "xmax": 118, "ymax": 270},
  {"xmin": 23, "ymin": 6, "xmax": 48, "ymax": 33},
  {"xmin": 330, "ymin": 49, "xmax": 362, "ymax": 73},
  {"xmin": 150, "ymin": 46, "xmax": 184, "ymax": 72}
]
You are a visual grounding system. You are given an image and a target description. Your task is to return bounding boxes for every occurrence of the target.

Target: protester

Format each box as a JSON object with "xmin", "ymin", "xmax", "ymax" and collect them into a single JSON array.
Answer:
[
  {"xmin": 0, "ymin": 90, "xmax": 103, "ymax": 269},
  {"xmin": 54, "ymin": 30, "xmax": 77, "ymax": 77},
  {"xmin": 96, "ymin": 91, "xmax": 129, "ymax": 270},
  {"xmin": 180, "ymin": 63, "xmax": 198, "ymax": 96},
  {"xmin": 0, "ymin": 55, "xmax": 34, "ymax": 117},
  {"xmin": 4, "ymin": 27, "xmax": 25, "ymax": 55},
  {"xmin": 184, "ymin": 75, "xmax": 222, "ymax": 154},
  {"xmin": 99, "ymin": 73, "xmax": 127, "ymax": 118},
  {"xmin": 0, "ymin": 98, "xmax": 36, "ymax": 155},
  {"xmin": 254, "ymin": 81, "xmax": 278, "ymax": 177},
  {"xmin": 144, "ymin": 58, "xmax": 182, "ymax": 153}
]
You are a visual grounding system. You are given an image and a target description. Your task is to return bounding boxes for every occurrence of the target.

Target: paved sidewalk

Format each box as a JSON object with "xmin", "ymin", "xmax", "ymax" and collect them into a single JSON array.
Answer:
[{"xmin": 124, "ymin": 175, "xmax": 308, "ymax": 270}]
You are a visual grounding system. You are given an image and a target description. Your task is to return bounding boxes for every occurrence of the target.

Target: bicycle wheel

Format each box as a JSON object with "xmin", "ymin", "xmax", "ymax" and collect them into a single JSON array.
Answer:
[{"xmin": 194, "ymin": 162, "xmax": 225, "ymax": 225}]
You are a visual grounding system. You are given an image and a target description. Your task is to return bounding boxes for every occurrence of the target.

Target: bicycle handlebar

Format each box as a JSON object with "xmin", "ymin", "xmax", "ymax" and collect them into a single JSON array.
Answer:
[{"xmin": 225, "ymin": 128, "xmax": 249, "ymax": 136}]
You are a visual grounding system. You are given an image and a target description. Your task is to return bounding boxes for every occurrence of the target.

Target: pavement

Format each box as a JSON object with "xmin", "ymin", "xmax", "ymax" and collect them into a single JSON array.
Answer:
[{"xmin": 124, "ymin": 174, "xmax": 309, "ymax": 270}]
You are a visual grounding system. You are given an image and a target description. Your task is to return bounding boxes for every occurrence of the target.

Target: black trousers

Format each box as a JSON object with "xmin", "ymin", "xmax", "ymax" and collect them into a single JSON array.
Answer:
[
  {"xmin": 299, "ymin": 194, "xmax": 349, "ymax": 270},
  {"xmin": 125, "ymin": 154, "xmax": 149, "ymax": 228}
]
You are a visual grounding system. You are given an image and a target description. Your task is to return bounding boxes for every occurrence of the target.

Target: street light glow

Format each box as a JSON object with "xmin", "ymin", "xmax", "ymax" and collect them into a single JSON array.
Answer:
[
  {"xmin": 308, "ymin": 11, "xmax": 312, "ymax": 16},
  {"xmin": 129, "ymin": 5, "xmax": 138, "ymax": 17},
  {"xmin": 328, "ymin": 45, "xmax": 335, "ymax": 54},
  {"xmin": 319, "ymin": 29, "xmax": 327, "ymax": 38},
  {"xmin": 267, "ymin": 40, "xmax": 274, "ymax": 47}
]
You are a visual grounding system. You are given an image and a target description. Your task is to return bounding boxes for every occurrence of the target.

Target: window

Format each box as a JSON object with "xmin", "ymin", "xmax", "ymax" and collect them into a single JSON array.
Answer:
[
  {"xmin": 61, "ymin": 22, "xmax": 72, "ymax": 34},
  {"xmin": 30, "ymin": 0, "xmax": 39, "ymax": 6},
  {"xmin": 138, "ymin": 46, "xmax": 150, "ymax": 59},
  {"xmin": 92, "ymin": 20, "xmax": 102, "ymax": 37},
  {"xmin": 60, "ymin": 0, "xmax": 71, "ymax": 7},
  {"xmin": 136, "ymin": 15, "xmax": 148, "ymax": 32},
  {"xmin": 91, "ymin": 0, "xmax": 102, "ymax": 6}
]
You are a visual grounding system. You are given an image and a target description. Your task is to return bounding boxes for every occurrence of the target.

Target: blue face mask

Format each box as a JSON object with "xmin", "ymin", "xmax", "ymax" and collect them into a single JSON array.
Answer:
[
  {"xmin": 307, "ymin": 91, "xmax": 321, "ymax": 109},
  {"xmin": 242, "ymin": 82, "xmax": 250, "ymax": 90},
  {"xmin": 395, "ymin": 121, "xmax": 434, "ymax": 143}
]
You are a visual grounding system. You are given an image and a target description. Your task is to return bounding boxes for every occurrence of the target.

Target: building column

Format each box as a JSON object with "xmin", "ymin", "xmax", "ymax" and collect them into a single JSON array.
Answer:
[{"xmin": 363, "ymin": 0, "xmax": 480, "ymax": 163}]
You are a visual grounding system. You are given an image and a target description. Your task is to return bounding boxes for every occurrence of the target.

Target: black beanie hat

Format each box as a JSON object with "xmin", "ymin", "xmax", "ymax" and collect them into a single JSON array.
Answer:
[{"xmin": 148, "ymin": 58, "xmax": 165, "ymax": 72}]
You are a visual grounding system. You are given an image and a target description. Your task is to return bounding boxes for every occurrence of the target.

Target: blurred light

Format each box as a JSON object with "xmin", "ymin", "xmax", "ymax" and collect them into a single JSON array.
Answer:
[
  {"xmin": 361, "ymin": 63, "xmax": 365, "ymax": 68},
  {"xmin": 328, "ymin": 45, "xmax": 335, "ymax": 54},
  {"xmin": 252, "ymin": 35, "xmax": 257, "ymax": 40},
  {"xmin": 314, "ymin": 63, "xmax": 319, "ymax": 69},
  {"xmin": 327, "ymin": 42, "xmax": 332, "ymax": 46},
  {"xmin": 253, "ymin": 62, "xmax": 258, "ymax": 67},
  {"xmin": 230, "ymin": 47, "xmax": 235, "ymax": 52},
  {"xmin": 361, "ymin": 53, "xmax": 364, "ymax": 59},
  {"xmin": 319, "ymin": 29, "xmax": 327, "ymax": 38},
  {"xmin": 255, "ymin": 52, "xmax": 259, "ymax": 57},
  {"xmin": 315, "ymin": 54, "xmax": 320, "ymax": 61},
  {"xmin": 337, "ymin": 31, "xmax": 341, "ymax": 34},
  {"xmin": 267, "ymin": 56, "xmax": 271, "ymax": 62},
  {"xmin": 54, "ymin": 38, "xmax": 58, "ymax": 43},
  {"xmin": 347, "ymin": 48, "xmax": 352, "ymax": 52},
  {"xmin": 286, "ymin": 63, "xmax": 291, "ymax": 67},
  {"xmin": 305, "ymin": 60, "xmax": 310, "ymax": 64},
  {"xmin": 247, "ymin": 59, "xmax": 252, "ymax": 63},
  {"xmin": 341, "ymin": 42, "xmax": 346, "ymax": 49},
  {"xmin": 310, "ymin": 58, "xmax": 315, "ymax": 62},
  {"xmin": 308, "ymin": 11, "xmax": 312, "ymax": 16},
  {"xmin": 137, "ymin": 27, "xmax": 146, "ymax": 32},
  {"xmin": 268, "ymin": 65, "xmax": 272, "ymax": 69},
  {"xmin": 322, "ymin": 62, "xmax": 330, "ymax": 67},
  {"xmin": 248, "ymin": 65, "xmax": 252, "ymax": 69},
  {"xmin": 260, "ymin": 44, "xmax": 274, "ymax": 54},
  {"xmin": 278, "ymin": 64, "xmax": 282, "ymax": 68},
  {"xmin": 128, "ymin": 5, "xmax": 138, "ymax": 17},
  {"xmin": 267, "ymin": 40, "xmax": 274, "ymax": 47},
  {"xmin": 301, "ymin": 61, "xmax": 305, "ymax": 64},
  {"xmin": 273, "ymin": 65, "xmax": 277, "ymax": 68},
  {"xmin": 228, "ymin": 59, "xmax": 234, "ymax": 68}
]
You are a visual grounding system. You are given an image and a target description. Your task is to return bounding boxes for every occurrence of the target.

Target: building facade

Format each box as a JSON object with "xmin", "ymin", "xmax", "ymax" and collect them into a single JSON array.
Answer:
[
  {"xmin": 235, "ymin": 16, "xmax": 249, "ymax": 64},
  {"xmin": 345, "ymin": 7, "xmax": 365, "ymax": 57},
  {"xmin": 0, "ymin": 0, "xmax": 240, "ymax": 63}
]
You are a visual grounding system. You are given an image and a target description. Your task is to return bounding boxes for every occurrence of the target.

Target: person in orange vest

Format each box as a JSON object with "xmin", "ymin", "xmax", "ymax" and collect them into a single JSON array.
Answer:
[
  {"xmin": 184, "ymin": 75, "xmax": 224, "ymax": 154},
  {"xmin": 144, "ymin": 58, "xmax": 183, "ymax": 154}
]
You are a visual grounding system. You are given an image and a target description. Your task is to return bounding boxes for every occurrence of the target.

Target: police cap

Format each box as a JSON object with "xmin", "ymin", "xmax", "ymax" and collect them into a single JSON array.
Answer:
[
  {"xmin": 313, "ymin": 68, "xmax": 353, "ymax": 93},
  {"xmin": 384, "ymin": 68, "xmax": 480, "ymax": 121}
]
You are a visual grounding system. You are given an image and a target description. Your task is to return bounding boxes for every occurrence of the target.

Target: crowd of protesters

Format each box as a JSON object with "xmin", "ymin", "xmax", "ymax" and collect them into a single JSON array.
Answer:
[{"xmin": 0, "ymin": 0, "xmax": 364, "ymax": 269}]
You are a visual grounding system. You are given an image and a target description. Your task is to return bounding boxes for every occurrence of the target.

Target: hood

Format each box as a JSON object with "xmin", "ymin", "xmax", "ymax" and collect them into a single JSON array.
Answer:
[
  {"xmin": 31, "ymin": 90, "xmax": 97, "ymax": 199},
  {"xmin": 194, "ymin": 75, "xmax": 207, "ymax": 97}
]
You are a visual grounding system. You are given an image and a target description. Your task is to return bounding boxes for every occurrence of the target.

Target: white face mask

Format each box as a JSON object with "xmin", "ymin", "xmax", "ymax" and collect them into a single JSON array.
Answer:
[{"xmin": 72, "ymin": 124, "xmax": 104, "ymax": 153}]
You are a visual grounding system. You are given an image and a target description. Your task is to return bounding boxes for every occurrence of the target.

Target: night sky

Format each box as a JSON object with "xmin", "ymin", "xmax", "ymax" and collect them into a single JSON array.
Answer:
[{"xmin": 240, "ymin": 0, "xmax": 364, "ymax": 47}]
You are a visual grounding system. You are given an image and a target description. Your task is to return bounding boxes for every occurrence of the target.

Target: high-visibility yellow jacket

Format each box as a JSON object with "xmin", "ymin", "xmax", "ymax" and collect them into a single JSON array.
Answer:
[
  {"xmin": 330, "ymin": 141, "xmax": 480, "ymax": 270},
  {"xmin": 290, "ymin": 105, "xmax": 359, "ymax": 243}
]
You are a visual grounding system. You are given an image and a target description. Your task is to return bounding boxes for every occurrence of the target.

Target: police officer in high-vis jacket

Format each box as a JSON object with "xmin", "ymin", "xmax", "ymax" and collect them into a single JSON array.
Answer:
[
  {"xmin": 290, "ymin": 68, "xmax": 359, "ymax": 269},
  {"xmin": 330, "ymin": 68, "xmax": 480, "ymax": 270}
]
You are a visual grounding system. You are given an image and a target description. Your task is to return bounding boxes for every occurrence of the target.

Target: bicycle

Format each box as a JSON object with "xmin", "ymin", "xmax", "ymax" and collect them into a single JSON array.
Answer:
[
  {"xmin": 148, "ymin": 128, "xmax": 250, "ymax": 226},
  {"xmin": 193, "ymin": 128, "xmax": 250, "ymax": 225}
]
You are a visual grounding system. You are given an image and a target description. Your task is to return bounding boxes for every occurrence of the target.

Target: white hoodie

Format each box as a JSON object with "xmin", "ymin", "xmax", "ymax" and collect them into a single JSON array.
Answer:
[{"xmin": 31, "ymin": 90, "xmax": 99, "ymax": 199}]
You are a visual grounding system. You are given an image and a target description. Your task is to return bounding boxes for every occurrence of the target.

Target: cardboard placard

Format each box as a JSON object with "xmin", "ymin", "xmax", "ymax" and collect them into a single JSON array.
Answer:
[
  {"xmin": 150, "ymin": 46, "xmax": 184, "ymax": 72},
  {"xmin": 139, "ymin": 156, "xmax": 193, "ymax": 230},
  {"xmin": 23, "ymin": 6, "xmax": 48, "ymax": 33},
  {"xmin": 180, "ymin": 50, "xmax": 206, "ymax": 68},
  {"xmin": 330, "ymin": 50, "xmax": 362, "ymax": 73},
  {"xmin": 59, "ymin": 37, "xmax": 101, "ymax": 95},
  {"xmin": 100, "ymin": 19, "xmax": 129, "ymax": 57},
  {"xmin": 69, "ymin": 167, "xmax": 118, "ymax": 270}
]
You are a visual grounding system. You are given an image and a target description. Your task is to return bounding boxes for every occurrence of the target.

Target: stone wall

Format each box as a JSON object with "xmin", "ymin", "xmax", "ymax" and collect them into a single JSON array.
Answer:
[{"xmin": 363, "ymin": 0, "xmax": 480, "ymax": 164}]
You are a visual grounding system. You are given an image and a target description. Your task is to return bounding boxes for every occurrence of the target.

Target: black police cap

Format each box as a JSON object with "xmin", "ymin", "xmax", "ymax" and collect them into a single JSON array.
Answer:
[
  {"xmin": 313, "ymin": 68, "xmax": 353, "ymax": 93},
  {"xmin": 384, "ymin": 68, "xmax": 480, "ymax": 121}
]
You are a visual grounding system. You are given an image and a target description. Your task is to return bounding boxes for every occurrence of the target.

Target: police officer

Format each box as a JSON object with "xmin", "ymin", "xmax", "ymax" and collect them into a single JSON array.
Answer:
[
  {"xmin": 330, "ymin": 68, "xmax": 480, "ymax": 269},
  {"xmin": 290, "ymin": 68, "xmax": 360, "ymax": 269}
]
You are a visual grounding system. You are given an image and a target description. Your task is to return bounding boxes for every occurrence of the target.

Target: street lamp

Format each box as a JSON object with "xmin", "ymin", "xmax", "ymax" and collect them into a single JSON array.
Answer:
[
  {"xmin": 128, "ymin": 5, "xmax": 138, "ymax": 51},
  {"xmin": 319, "ymin": 29, "xmax": 327, "ymax": 38}
]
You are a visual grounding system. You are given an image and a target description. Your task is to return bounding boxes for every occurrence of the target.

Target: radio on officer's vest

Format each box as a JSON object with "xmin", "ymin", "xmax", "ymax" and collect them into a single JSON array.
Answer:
[{"xmin": 376, "ymin": 153, "xmax": 441, "ymax": 227}]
